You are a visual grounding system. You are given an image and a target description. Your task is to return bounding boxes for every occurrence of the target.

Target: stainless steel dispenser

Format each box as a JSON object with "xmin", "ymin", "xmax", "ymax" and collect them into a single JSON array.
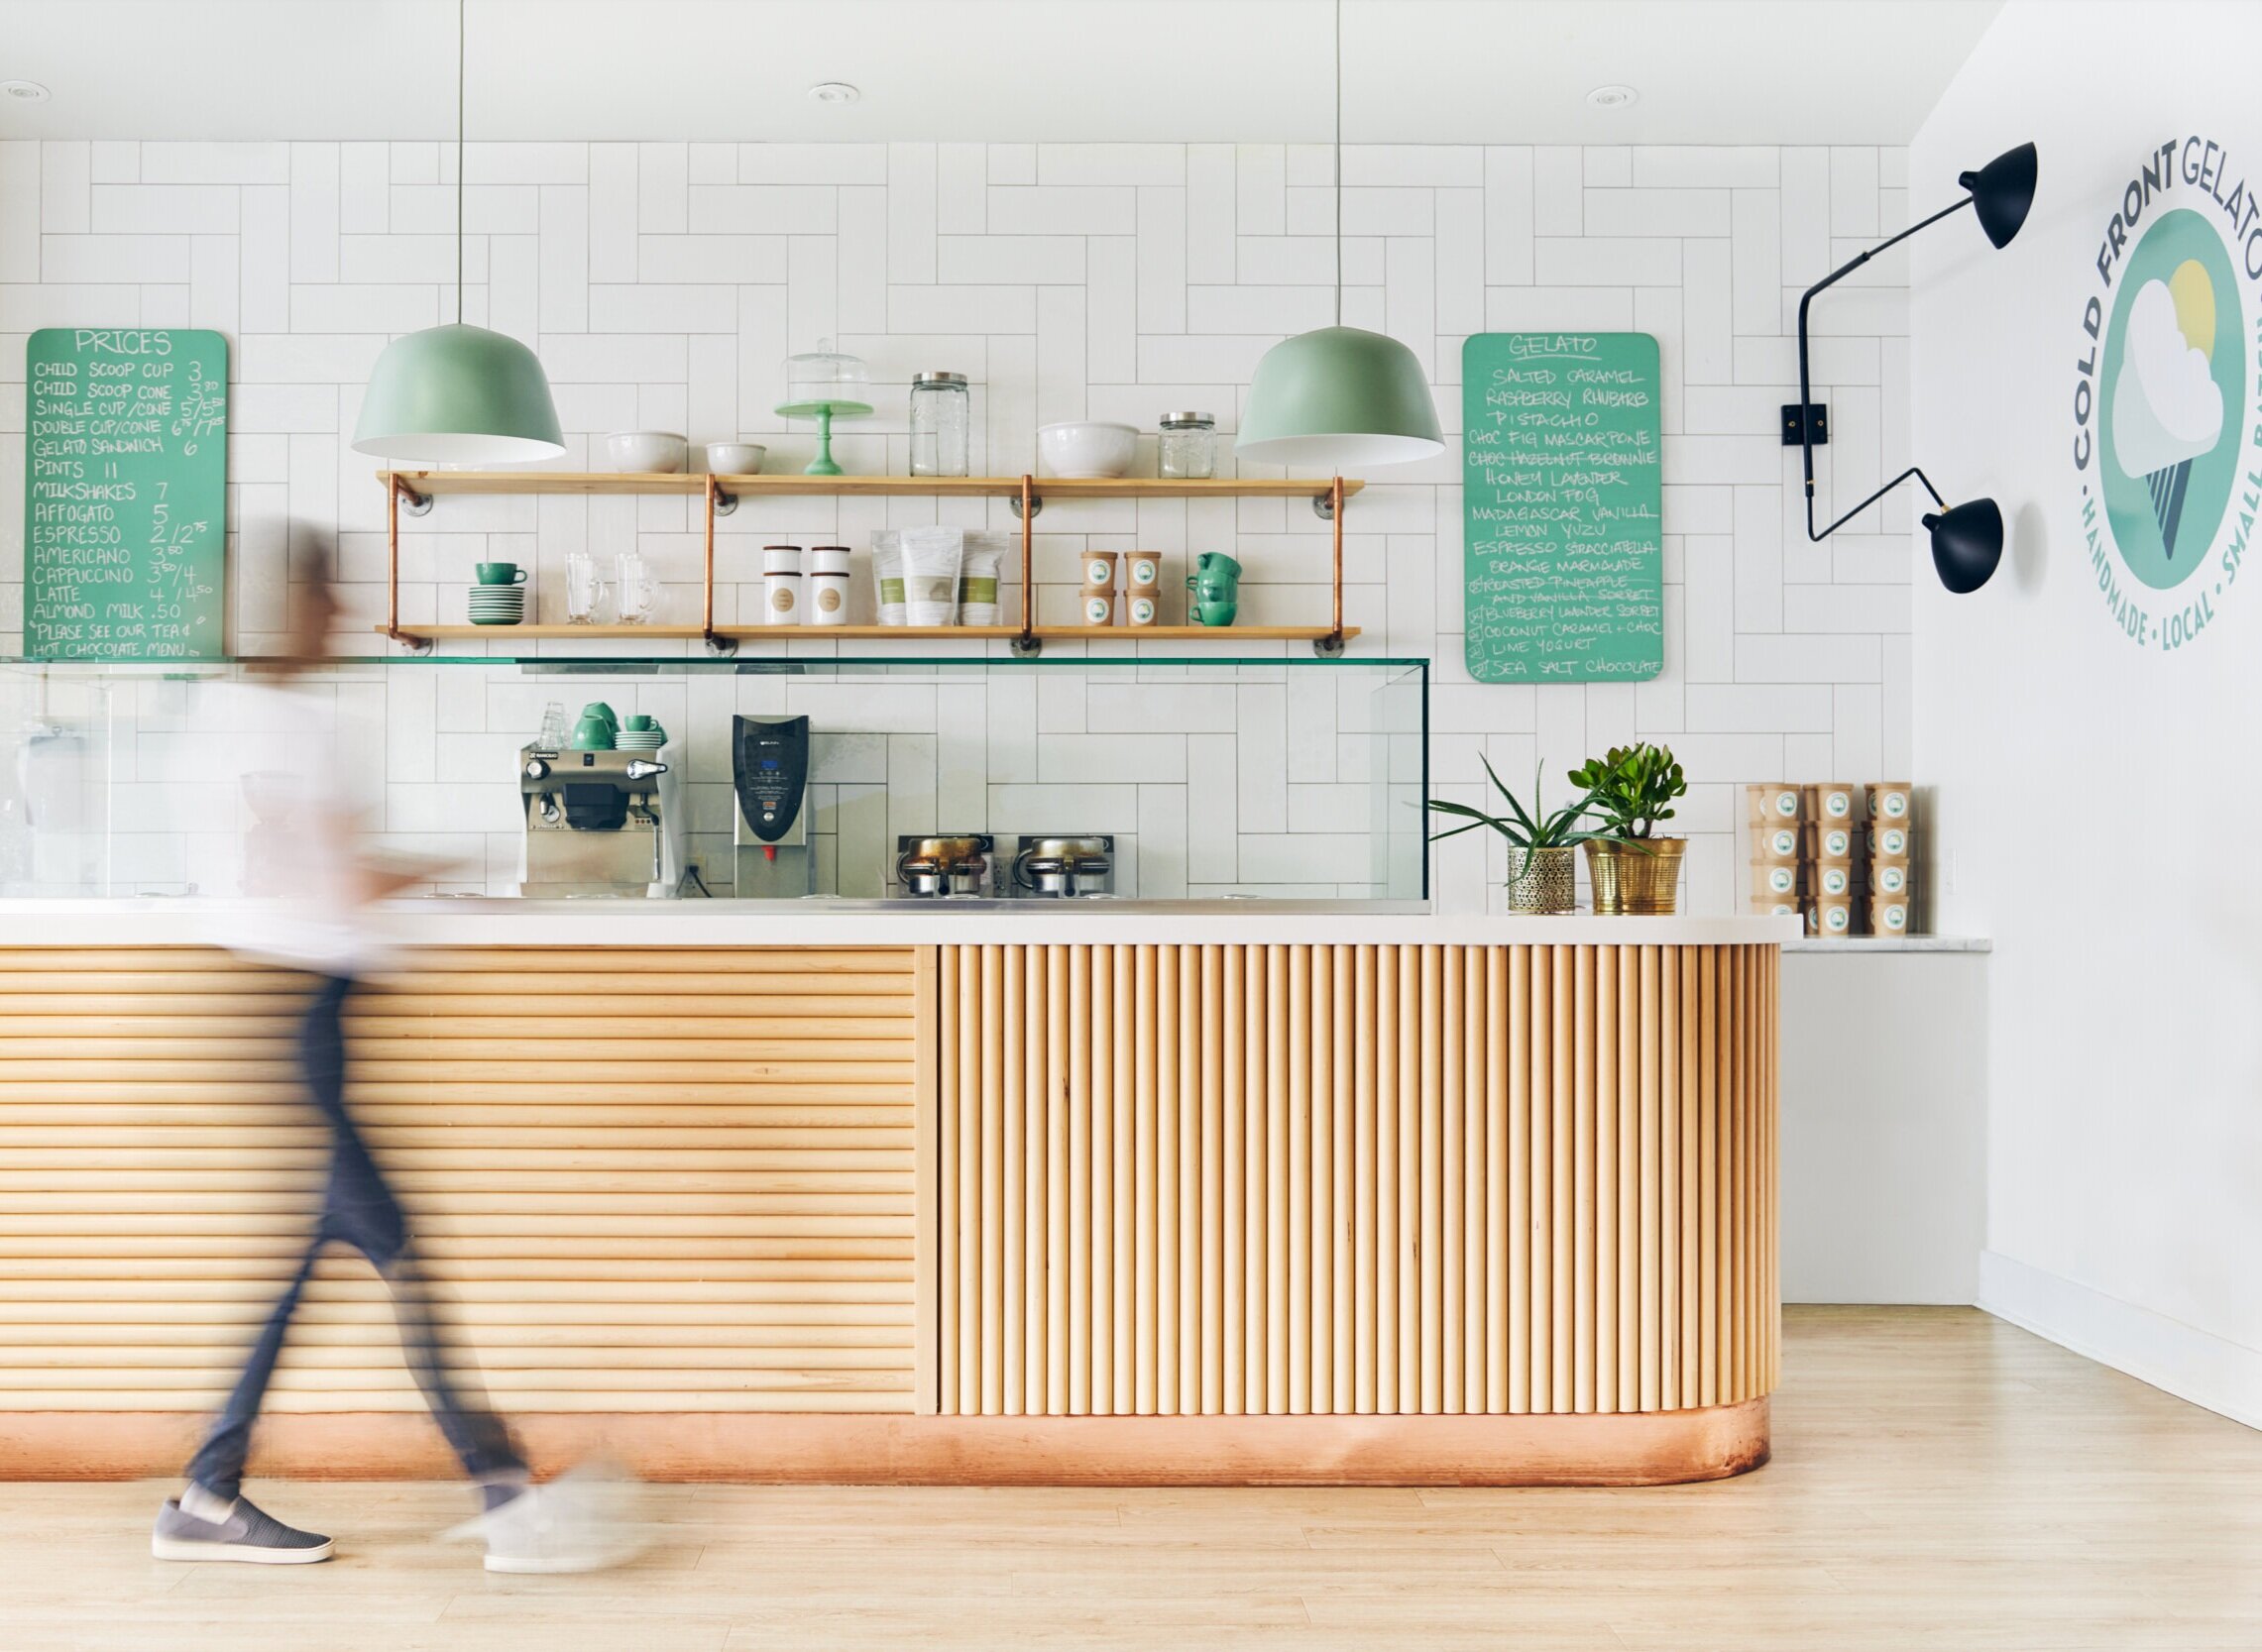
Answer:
[
  {"xmin": 518, "ymin": 743, "xmax": 681, "ymax": 898},
  {"xmin": 734, "ymin": 715, "xmax": 814, "ymax": 897},
  {"xmin": 1008, "ymin": 833, "xmax": 1116, "ymax": 898}
]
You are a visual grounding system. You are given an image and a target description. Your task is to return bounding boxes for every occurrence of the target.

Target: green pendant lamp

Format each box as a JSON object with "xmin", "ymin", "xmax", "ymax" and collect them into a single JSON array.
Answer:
[
  {"xmin": 1236, "ymin": 1, "xmax": 1441, "ymax": 470},
  {"xmin": 351, "ymin": 0, "xmax": 562, "ymax": 467}
]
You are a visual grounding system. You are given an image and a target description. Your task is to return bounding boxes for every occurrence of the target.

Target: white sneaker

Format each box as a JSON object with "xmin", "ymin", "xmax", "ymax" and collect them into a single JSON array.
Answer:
[{"xmin": 444, "ymin": 1462, "xmax": 646, "ymax": 1574}]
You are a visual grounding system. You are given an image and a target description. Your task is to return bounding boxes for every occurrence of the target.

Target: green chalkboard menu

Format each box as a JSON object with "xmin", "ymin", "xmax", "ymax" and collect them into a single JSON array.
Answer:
[
  {"xmin": 1461, "ymin": 332, "xmax": 1662, "ymax": 683},
  {"xmin": 23, "ymin": 327, "xmax": 228, "ymax": 660}
]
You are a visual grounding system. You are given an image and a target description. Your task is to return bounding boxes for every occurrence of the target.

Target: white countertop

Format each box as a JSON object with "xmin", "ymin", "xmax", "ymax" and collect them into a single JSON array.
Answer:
[{"xmin": 0, "ymin": 898, "xmax": 1802, "ymax": 948}]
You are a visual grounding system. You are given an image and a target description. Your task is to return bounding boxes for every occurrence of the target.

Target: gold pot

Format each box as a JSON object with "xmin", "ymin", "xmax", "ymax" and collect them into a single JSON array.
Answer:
[
  {"xmin": 1505, "ymin": 845, "xmax": 1578, "ymax": 915},
  {"xmin": 1583, "ymin": 836, "xmax": 1686, "ymax": 915}
]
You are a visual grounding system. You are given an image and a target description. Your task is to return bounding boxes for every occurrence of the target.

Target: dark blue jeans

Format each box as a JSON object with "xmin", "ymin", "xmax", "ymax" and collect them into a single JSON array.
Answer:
[{"xmin": 184, "ymin": 975, "xmax": 525, "ymax": 1499}]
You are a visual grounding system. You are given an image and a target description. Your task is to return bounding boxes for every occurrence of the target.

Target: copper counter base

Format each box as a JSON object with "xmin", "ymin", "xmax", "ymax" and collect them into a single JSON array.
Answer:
[{"xmin": 0, "ymin": 1398, "xmax": 1767, "ymax": 1487}]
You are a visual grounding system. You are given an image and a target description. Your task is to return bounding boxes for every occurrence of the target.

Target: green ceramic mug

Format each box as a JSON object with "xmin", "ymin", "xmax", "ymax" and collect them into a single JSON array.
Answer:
[{"xmin": 475, "ymin": 562, "xmax": 528, "ymax": 586}]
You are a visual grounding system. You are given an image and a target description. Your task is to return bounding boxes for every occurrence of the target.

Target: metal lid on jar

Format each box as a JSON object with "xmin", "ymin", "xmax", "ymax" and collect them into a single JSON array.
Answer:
[
  {"xmin": 912, "ymin": 372, "xmax": 968, "ymax": 387},
  {"xmin": 1160, "ymin": 410, "xmax": 1215, "ymax": 428}
]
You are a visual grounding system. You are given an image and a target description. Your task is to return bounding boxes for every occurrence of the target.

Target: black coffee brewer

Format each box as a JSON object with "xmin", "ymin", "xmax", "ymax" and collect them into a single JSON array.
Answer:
[{"xmin": 733, "ymin": 715, "xmax": 813, "ymax": 897}]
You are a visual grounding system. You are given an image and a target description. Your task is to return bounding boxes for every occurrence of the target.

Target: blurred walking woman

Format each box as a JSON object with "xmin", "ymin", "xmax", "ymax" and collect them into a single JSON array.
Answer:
[{"xmin": 153, "ymin": 564, "xmax": 629, "ymax": 1572}]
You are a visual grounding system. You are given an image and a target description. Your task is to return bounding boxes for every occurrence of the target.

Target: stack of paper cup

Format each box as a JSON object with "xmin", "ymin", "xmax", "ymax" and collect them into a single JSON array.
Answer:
[
  {"xmin": 1866, "ymin": 782, "xmax": 1915, "ymax": 934},
  {"xmin": 762, "ymin": 545, "xmax": 803, "ymax": 626},
  {"xmin": 1080, "ymin": 550, "xmax": 1118, "ymax": 626},
  {"xmin": 1803, "ymin": 782, "xmax": 1862, "ymax": 935},
  {"xmin": 1124, "ymin": 554, "xmax": 1160, "ymax": 628},
  {"xmin": 808, "ymin": 545, "xmax": 850, "ymax": 626},
  {"xmin": 1746, "ymin": 784, "xmax": 1804, "ymax": 918}
]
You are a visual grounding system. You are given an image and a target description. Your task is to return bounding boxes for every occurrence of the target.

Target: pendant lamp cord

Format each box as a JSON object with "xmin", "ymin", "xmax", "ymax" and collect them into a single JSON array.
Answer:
[
  {"xmin": 455, "ymin": 0, "xmax": 466, "ymax": 324},
  {"xmin": 1333, "ymin": 0, "xmax": 1342, "ymax": 327}
]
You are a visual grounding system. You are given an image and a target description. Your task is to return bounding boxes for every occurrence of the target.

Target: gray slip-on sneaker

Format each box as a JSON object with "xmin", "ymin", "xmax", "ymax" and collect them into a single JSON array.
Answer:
[{"xmin": 152, "ymin": 1495, "xmax": 335, "ymax": 1564}]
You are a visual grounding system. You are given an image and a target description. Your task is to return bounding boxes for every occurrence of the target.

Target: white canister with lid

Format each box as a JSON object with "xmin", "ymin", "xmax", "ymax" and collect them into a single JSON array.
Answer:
[{"xmin": 762, "ymin": 545, "xmax": 804, "ymax": 626}]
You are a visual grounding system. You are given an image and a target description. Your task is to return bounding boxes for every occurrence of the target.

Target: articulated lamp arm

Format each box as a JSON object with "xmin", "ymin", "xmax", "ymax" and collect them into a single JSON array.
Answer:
[{"xmin": 1795, "ymin": 194, "xmax": 1977, "ymax": 542}]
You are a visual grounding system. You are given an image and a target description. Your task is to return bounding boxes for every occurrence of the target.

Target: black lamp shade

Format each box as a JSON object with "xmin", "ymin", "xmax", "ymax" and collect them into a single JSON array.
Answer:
[
  {"xmin": 1923, "ymin": 500, "xmax": 2003, "ymax": 594},
  {"xmin": 1959, "ymin": 143, "xmax": 2038, "ymax": 250}
]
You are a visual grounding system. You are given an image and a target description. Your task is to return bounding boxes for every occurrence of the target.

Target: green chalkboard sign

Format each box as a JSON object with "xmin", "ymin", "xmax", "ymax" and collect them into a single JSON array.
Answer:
[
  {"xmin": 1461, "ymin": 332, "xmax": 1662, "ymax": 682},
  {"xmin": 24, "ymin": 327, "xmax": 228, "ymax": 660}
]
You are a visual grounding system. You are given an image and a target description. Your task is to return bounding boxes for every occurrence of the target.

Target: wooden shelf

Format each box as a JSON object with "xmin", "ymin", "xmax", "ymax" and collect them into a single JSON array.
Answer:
[
  {"xmin": 379, "ymin": 470, "xmax": 1363, "ymax": 501},
  {"xmin": 377, "ymin": 623, "xmax": 1361, "ymax": 645}
]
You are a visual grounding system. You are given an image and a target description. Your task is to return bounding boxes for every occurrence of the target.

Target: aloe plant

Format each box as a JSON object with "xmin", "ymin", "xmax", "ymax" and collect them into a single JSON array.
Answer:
[
  {"xmin": 1426, "ymin": 754, "xmax": 1611, "ymax": 868},
  {"xmin": 1565, "ymin": 742, "xmax": 1687, "ymax": 840}
]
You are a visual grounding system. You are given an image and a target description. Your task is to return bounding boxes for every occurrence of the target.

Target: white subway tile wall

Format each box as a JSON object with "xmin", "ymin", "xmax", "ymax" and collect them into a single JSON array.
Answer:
[{"xmin": 0, "ymin": 141, "xmax": 1912, "ymax": 914}]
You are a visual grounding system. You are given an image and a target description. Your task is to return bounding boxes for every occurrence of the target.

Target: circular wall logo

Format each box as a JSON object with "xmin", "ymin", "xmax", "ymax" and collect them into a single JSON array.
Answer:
[{"xmin": 2074, "ymin": 139, "xmax": 2262, "ymax": 651}]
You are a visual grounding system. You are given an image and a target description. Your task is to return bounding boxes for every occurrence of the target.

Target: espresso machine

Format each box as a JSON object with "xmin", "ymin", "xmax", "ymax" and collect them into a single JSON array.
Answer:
[
  {"xmin": 733, "ymin": 715, "xmax": 814, "ymax": 897},
  {"xmin": 518, "ymin": 741, "xmax": 682, "ymax": 898}
]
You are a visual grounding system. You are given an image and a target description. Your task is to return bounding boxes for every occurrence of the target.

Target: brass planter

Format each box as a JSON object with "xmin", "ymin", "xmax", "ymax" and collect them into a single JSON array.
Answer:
[
  {"xmin": 1584, "ymin": 836, "xmax": 1686, "ymax": 915},
  {"xmin": 1505, "ymin": 845, "xmax": 1578, "ymax": 915}
]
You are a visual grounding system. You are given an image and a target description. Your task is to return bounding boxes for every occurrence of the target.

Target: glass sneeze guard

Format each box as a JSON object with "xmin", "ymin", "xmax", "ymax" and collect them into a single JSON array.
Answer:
[{"xmin": 0, "ymin": 654, "xmax": 1428, "ymax": 905}]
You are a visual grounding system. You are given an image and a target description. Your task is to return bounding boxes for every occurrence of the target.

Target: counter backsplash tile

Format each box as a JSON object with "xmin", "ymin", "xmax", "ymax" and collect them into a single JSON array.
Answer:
[{"xmin": 1, "ymin": 138, "xmax": 1912, "ymax": 914}]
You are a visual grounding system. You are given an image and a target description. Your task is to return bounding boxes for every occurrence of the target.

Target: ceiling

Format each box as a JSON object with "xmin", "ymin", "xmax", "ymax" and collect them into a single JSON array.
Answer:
[{"xmin": 0, "ymin": 0, "xmax": 2002, "ymax": 145}]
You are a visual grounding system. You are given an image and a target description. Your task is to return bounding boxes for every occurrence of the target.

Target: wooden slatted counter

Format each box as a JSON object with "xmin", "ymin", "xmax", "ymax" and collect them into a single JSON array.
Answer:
[{"xmin": 0, "ymin": 915, "xmax": 1785, "ymax": 1485}]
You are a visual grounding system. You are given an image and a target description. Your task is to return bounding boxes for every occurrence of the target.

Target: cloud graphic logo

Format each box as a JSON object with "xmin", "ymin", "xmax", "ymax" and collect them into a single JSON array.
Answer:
[{"xmin": 2109, "ymin": 270, "xmax": 2225, "ymax": 558}]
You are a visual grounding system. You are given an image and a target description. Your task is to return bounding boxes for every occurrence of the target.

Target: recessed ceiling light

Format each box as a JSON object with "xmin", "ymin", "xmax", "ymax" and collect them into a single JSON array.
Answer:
[
  {"xmin": 1, "ymin": 79, "xmax": 51, "ymax": 103},
  {"xmin": 807, "ymin": 81, "xmax": 859, "ymax": 105},
  {"xmin": 1587, "ymin": 84, "xmax": 1638, "ymax": 110}
]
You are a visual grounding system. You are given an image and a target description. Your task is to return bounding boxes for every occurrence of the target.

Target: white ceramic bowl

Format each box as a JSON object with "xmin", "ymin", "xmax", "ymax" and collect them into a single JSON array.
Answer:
[
  {"xmin": 606, "ymin": 431, "xmax": 688, "ymax": 474},
  {"xmin": 1037, "ymin": 421, "xmax": 1139, "ymax": 479},
  {"xmin": 705, "ymin": 441, "xmax": 766, "ymax": 475}
]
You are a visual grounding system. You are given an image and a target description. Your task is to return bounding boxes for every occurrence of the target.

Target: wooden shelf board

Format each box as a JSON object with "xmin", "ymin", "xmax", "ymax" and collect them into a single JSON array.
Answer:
[
  {"xmin": 380, "ymin": 471, "xmax": 1362, "ymax": 500},
  {"xmin": 376, "ymin": 623, "xmax": 1361, "ymax": 644},
  {"xmin": 375, "ymin": 624, "xmax": 710, "ymax": 639}
]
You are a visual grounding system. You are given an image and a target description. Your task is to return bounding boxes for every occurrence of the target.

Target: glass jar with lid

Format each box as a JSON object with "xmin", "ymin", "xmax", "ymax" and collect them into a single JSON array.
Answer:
[
  {"xmin": 1158, "ymin": 411, "xmax": 1216, "ymax": 480},
  {"xmin": 908, "ymin": 372, "xmax": 970, "ymax": 477}
]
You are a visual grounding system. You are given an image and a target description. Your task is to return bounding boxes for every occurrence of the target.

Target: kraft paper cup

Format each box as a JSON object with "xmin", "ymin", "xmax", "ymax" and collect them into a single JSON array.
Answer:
[
  {"xmin": 1751, "ymin": 861, "xmax": 1802, "ymax": 900},
  {"xmin": 1748, "ymin": 783, "xmax": 1803, "ymax": 824},
  {"xmin": 1808, "ymin": 782, "xmax": 1860, "ymax": 824},
  {"xmin": 1079, "ymin": 588, "xmax": 1116, "ymax": 626},
  {"xmin": 1868, "ymin": 822, "xmax": 1913, "ymax": 858},
  {"xmin": 1753, "ymin": 822, "xmax": 1801, "ymax": 862},
  {"xmin": 1126, "ymin": 554, "xmax": 1162, "ymax": 591},
  {"xmin": 1815, "ymin": 861, "xmax": 1860, "ymax": 898},
  {"xmin": 1870, "ymin": 858, "xmax": 1912, "ymax": 897},
  {"xmin": 1806, "ymin": 823, "xmax": 1858, "ymax": 861},
  {"xmin": 1867, "ymin": 782, "xmax": 1914, "ymax": 824},
  {"xmin": 1081, "ymin": 552, "xmax": 1119, "ymax": 590},
  {"xmin": 1868, "ymin": 897, "xmax": 1912, "ymax": 935},
  {"xmin": 1126, "ymin": 592, "xmax": 1158, "ymax": 627},
  {"xmin": 1810, "ymin": 896, "xmax": 1855, "ymax": 936}
]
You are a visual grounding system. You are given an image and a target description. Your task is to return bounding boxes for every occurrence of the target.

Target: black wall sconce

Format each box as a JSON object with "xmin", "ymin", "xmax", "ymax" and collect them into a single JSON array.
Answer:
[{"xmin": 1784, "ymin": 142, "xmax": 2038, "ymax": 593}]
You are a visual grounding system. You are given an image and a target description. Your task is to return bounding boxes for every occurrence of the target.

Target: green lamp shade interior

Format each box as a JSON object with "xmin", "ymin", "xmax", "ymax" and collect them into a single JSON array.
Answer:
[
  {"xmin": 352, "ymin": 324, "xmax": 566, "ymax": 465},
  {"xmin": 1235, "ymin": 326, "xmax": 1444, "ymax": 468}
]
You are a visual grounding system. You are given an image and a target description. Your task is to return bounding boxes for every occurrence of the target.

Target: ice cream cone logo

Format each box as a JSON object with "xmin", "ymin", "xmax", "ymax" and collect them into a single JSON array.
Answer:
[{"xmin": 2109, "ymin": 260, "xmax": 2224, "ymax": 559}]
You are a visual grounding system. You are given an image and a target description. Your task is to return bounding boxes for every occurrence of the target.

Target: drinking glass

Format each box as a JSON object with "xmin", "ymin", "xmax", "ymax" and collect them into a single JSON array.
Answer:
[
  {"xmin": 565, "ymin": 551, "xmax": 609, "ymax": 624},
  {"xmin": 615, "ymin": 551, "xmax": 658, "ymax": 625}
]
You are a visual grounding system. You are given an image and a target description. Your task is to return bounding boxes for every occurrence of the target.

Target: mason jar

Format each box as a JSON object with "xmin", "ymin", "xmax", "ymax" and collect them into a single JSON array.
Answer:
[
  {"xmin": 1158, "ymin": 410, "xmax": 1216, "ymax": 480},
  {"xmin": 909, "ymin": 372, "xmax": 970, "ymax": 477}
]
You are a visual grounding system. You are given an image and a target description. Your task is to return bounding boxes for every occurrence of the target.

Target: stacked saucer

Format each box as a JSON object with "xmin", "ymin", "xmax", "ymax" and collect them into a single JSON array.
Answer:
[
  {"xmin": 468, "ymin": 585, "xmax": 525, "ymax": 625},
  {"xmin": 617, "ymin": 715, "xmax": 666, "ymax": 750}
]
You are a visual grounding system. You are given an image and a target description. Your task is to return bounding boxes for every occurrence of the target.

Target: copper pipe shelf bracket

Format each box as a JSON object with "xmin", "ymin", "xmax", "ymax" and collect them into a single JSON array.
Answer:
[
  {"xmin": 1011, "ymin": 473, "xmax": 1042, "ymax": 657},
  {"xmin": 702, "ymin": 476, "xmax": 735, "ymax": 656},
  {"xmin": 1313, "ymin": 475, "xmax": 1347, "ymax": 657},
  {"xmin": 385, "ymin": 472, "xmax": 433, "ymax": 653}
]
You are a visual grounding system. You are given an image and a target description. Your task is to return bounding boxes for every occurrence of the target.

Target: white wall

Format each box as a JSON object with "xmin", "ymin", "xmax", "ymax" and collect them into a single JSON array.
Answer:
[
  {"xmin": 1, "ymin": 137, "xmax": 1919, "ymax": 913},
  {"xmin": 1914, "ymin": 0, "xmax": 2262, "ymax": 1423}
]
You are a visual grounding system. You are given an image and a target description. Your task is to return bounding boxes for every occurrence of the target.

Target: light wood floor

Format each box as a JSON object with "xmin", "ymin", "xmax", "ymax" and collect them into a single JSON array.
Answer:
[{"xmin": 4, "ymin": 1307, "xmax": 2256, "ymax": 1652}]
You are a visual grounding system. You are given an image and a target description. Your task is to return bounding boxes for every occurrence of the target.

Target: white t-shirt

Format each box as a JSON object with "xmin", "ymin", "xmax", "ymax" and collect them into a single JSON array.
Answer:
[{"xmin": 209, "ymin": 681, "xmax": 383, "ymax": 976}]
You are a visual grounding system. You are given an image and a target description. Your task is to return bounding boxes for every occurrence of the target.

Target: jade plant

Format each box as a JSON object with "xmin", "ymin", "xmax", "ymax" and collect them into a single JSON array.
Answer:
[
  {"xmin": 1565, "ymin": 743, "xmax": 1687, "ymax": 840},
  {"xmin": 1426, "ymin": 754, "xmax": 1610, "ymax": 863}
]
